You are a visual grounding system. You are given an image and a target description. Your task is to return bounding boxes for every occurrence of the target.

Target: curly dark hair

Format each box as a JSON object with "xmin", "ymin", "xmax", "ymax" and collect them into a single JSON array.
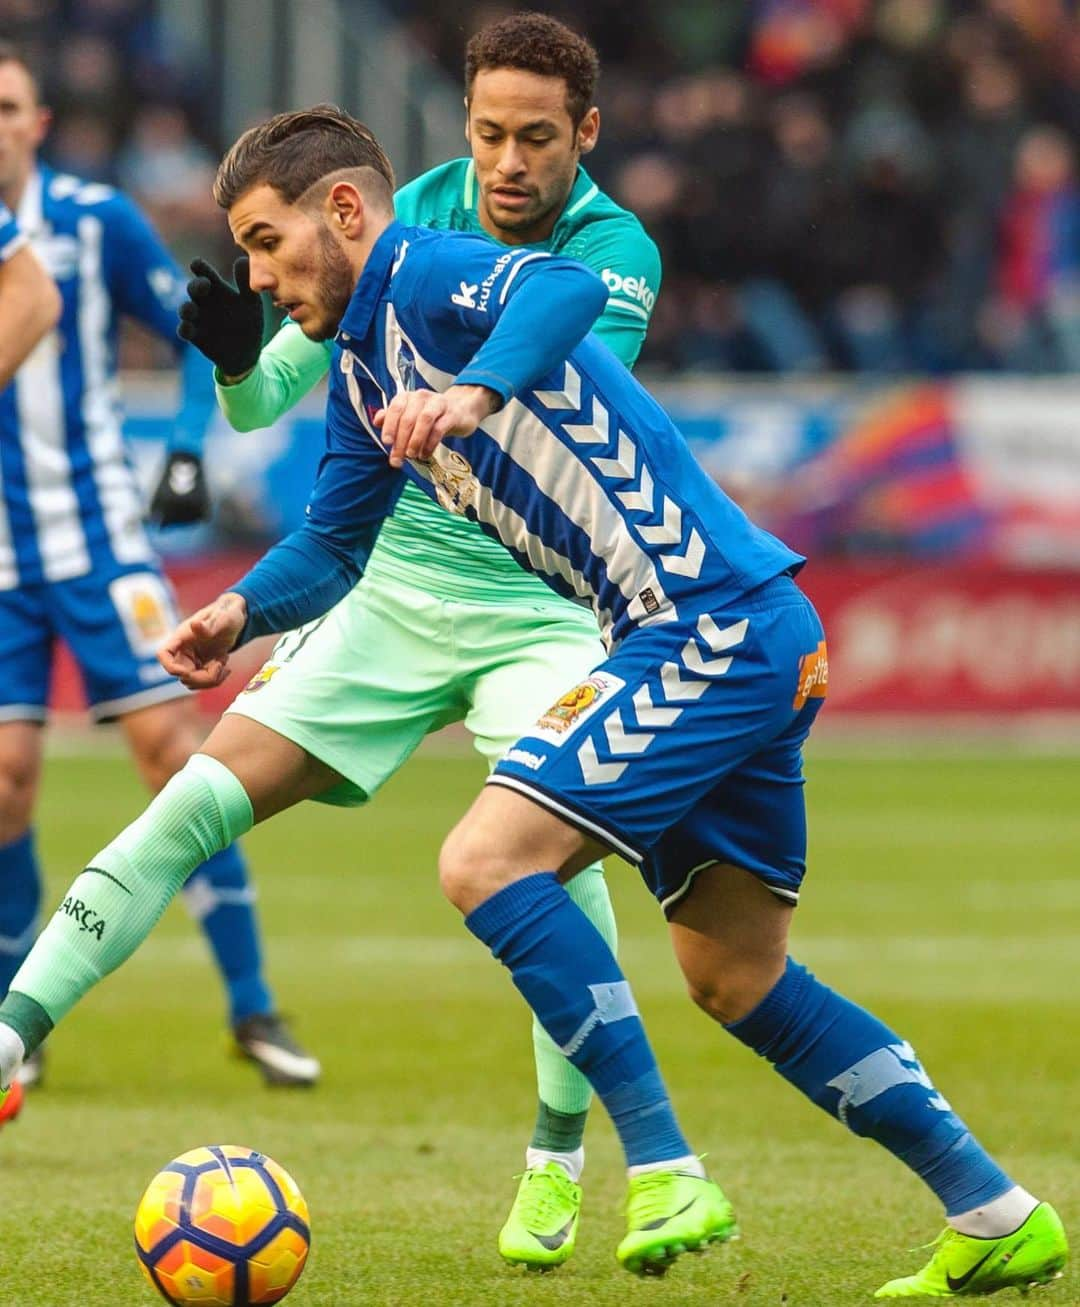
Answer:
[
  {"xmin": 465, "ymin": 12, "xmax": 599, "ymax": 127},
  {"xmin": 214, "ymin": 104, "xmax": 395, "ymax": 210}
]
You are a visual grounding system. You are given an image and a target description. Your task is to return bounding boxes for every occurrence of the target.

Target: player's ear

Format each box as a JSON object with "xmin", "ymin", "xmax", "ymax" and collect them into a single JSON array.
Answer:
[
  {"xmin": 327, "ymin": 180, "xmax": 364, "ymax": 236},
  {"xmin": 463, "ymin": 96, "xmax": 471, "ymax": 146},
  {"xmin": 577, "ymin": 107, "xmax": 600, "ymax": 157}
]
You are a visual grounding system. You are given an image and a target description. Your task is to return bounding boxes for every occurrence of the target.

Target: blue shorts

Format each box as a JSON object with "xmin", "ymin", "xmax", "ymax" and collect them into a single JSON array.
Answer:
[
  {"xmin": 0, "ymin": 562, "xmax": 187, "ymax": 724},
  {"xmin": 489, "ymin": 574, "xmax": 827, "ymax": 914}
]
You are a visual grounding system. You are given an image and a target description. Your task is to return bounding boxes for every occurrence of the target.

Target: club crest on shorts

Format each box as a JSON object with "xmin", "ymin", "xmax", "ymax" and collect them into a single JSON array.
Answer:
[
  {"xmin": 532, "ymin": 671, "xmax": 626, "ymax": 744},
  {"xmin": 794, "ymin": 640, "xmax": 829, "ymax": 710},
  {"xmin": 242, "ymin": 664, "xmax": 279, "ymax": 694}
]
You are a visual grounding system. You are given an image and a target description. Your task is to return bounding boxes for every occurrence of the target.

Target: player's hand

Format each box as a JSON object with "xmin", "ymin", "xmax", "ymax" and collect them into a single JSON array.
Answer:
[
  {"xmin": 373, "ymin": 384, "xmax": 501, "ymax": 468},
  {"xmin": 149, "ymin": 451, "xmax": 211, "ymax": 526},
  {"xmin": 177, "ymin": 256, "xmax": 263, "ymax": 379},
  {"xmin": 158, "ymin": 592, "xmax": 248, "ymax": 689}
]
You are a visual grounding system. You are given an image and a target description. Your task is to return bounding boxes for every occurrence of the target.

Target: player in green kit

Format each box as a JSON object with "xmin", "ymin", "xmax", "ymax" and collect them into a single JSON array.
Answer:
[{"xmin": 174, "ymin": 13, "xmax": 660, "ymax": 1270}]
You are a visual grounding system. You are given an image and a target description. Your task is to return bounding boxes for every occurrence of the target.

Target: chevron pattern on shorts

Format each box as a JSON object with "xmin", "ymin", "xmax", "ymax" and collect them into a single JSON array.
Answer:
[{"xmin": 576, "ymin": 615, "xmax": 751, "ymax": 786}]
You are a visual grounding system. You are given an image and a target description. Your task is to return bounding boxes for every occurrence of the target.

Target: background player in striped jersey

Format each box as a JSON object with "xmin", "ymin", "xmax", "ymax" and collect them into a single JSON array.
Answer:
[
  {"xmin": 0, "ymin": 44, "xmax": 317, "ymax": 1096},
  {"xmin": 0, "ymin": 107, "xmax": 1065, "ymax": 1295},
  {"xmin": 0, "ymin": 200, "xmax": 59, "ymax": 388},
  {"xmin": 172, "ymin": 13, "xmax": 659, "ymax": 1268}
]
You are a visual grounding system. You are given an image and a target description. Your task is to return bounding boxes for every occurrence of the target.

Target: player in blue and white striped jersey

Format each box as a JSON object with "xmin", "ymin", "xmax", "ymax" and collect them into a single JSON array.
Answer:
[
  {"xmin": 0, "ymin": 197, "xmax": 60, "ymax": 388},
  {"xmin": 0, "ymin": 109, "xmax": 1065, "ymax": 1293},
  {"xmin": 0, "ymin": 46, "xmax": 318, "ymax": 1090}
]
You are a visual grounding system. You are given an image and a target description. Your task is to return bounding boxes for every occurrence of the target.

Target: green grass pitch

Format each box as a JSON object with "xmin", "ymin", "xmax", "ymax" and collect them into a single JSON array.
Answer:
[{"xmin": 2, "ymin": 743, "xmax": 1077, "ymax": 1305}]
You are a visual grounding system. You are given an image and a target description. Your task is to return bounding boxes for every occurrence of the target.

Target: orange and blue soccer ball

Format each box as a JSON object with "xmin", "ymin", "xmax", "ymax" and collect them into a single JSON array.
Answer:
[{"xmin": 134, "ymin": 1145, "xmax": 310, "ymax": 1305}]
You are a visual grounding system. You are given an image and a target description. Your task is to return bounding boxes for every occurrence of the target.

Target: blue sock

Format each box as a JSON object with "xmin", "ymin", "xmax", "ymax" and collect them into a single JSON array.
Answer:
[
  {"xmin": 0, "ymin": 830, "xmax": 40, "ymax": 997},
  {"xmin": 726, "ymin": 958, "xmax": 1013, "ymax": 1215},
  {"xmin": 466, "ymin": 873, "xmax": 690, "ymax": 1168},
  {"xmin": 182, "ymin": 845, "xmax": 273, "ymax": 1025}
]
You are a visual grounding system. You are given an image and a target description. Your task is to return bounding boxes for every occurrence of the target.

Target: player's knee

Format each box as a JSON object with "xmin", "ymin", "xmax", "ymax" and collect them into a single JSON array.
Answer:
[
  {"xmin": 129, "ymin": 722, "xmax": 201, "ymax": 792},
  {"xmin": 683, "ymin": 961, "xmax": 779, "ymax": 1026},
  {"xmin": 0, "ymin": 758, "xmax": 37, "ymax": 842},
  {"xmin": 438, "ymin": 822, "xmax": 518, "ymax": 915}
]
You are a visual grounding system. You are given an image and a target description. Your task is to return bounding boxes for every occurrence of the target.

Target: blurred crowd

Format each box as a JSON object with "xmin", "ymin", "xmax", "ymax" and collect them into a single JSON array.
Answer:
[
  {"xmin": 409, "ymin": 0, "xmax": 1080, "ymax": 375},
  {"xmin": 2, "ymin": 0, "xmax": 223, "ymax": 271},
  {"xmin": 7, "ymin": 0, "xmax": 1080, "ymax": 375}
]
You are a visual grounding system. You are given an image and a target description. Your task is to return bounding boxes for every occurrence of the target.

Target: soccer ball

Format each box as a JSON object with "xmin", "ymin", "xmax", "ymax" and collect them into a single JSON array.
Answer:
[{"xmin": 134, "ymin": 1145, "xmax": 310, "ymax": 1305}]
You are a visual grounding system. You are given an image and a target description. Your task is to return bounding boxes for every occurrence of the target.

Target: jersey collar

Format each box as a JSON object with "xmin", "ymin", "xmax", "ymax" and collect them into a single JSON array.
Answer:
[{"xmin": 336, "ymin": 219, "xmax": 405, "ymax": 344}]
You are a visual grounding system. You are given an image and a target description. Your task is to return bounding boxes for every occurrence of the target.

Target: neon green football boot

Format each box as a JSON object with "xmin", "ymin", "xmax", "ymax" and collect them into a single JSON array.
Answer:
[
  {"xmin": 874, "ymin": 1202, "xmax": 1068, "ymax": 1298},
  {"xmin": 616, "ymin": 1169, "xmax": 738, "ymax": 1276},
  {"xmin": 498, "ymin": 1162, "xmax": 582, "ymax": 1270}
]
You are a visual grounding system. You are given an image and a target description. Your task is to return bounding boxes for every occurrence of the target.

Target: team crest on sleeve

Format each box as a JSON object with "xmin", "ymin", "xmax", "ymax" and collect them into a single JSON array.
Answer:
[
  {"xmin": 532, "ymin": 672, "xmax": 625, "ymax": 745},
  {"xmin": 108, "ymin": 573, "xmax": 178, "ymax": 658}
]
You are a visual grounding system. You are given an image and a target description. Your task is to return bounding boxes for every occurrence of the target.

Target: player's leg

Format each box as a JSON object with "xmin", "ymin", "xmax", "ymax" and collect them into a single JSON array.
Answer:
[
  {"xmin": 440, "ymin": 783, "xmax": 735, "ymax": 1276},
  {"xmin": 0, "ymin": 722, "xmax": 46, "ymax": 1090},
  {"xmin": 645, "ymin": 579, "xmax": 1064, "ymax": 1294},
  {"xmin": 0, "ymin": 712, "xmax": 341, "ymax": 1088},
  {"xmin": 119, "ymin": 697, "xmax": 319, "ymax": 1086},
  {"xmin": 462, "ymin": 599, "xmax": 616, "ymax": 1264},
  {"xmin": 57, "ymin": 563, "xmax": 321, "ymax": 1084},
  {"xmin": 668, "ymin": 859, "xmax": 1066, "ymax": 1297},
  {"xmin": 0, "ymin": 584, "xmax": 56, "ymax": 1093}
]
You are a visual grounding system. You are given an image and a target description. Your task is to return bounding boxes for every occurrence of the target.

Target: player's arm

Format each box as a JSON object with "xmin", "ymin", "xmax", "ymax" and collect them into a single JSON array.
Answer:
[
  {"xmin": 378, "ymin": 246, "xmax": 608, "ymax": 466},
  {"xmin": 99, "ymin": 192, "xmax": 222, "ymax": 523},
  {"xmin": 159, "ymin": 371, "xmax": 404, "ymax": 687},
  {"xmin": 579, "ymin": 222, "xmax": 662, "ymax": 369},
  {"xmin": 0, "ymin": 235, "xmax": 61, "ymax": 389},
  {"xmin": 215, "ymin": 319, "xmax": 332, "ymax": 431}
]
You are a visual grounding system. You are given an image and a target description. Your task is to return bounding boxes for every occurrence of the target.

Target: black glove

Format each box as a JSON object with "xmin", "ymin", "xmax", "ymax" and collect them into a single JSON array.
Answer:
[
  {"xmin": 176, "ymin": 256, "xmax": 263, "ymax": 378},
  {"xmin": 149, "ymin": 451, "xmax": 211, "ymax": 526}
]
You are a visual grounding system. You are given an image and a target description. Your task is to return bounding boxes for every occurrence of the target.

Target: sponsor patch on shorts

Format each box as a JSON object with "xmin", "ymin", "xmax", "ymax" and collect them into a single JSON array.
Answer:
[
  {"xmin": 794, "ymin": 640, "xmax": 828, "ymax": 710},
  {"xmin": 531, "ymin": 671, "xmax": 625, "ymax": 745},
  {"xmin": 108, "ymin": 572, "xmax": 177, "ymax": 659}
]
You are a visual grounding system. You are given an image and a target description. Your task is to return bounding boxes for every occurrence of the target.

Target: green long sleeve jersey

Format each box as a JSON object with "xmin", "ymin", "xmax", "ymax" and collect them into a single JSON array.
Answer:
[{"xmin": 217, "ymin": 158, "xmax": 661, "ymax": 602}]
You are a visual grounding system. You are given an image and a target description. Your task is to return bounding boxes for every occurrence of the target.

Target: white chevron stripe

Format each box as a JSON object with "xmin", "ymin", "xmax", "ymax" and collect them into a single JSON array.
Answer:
[
  {"xmin": 591, "ymin": 432, "xmax": 637, "ymax": 479},
  {"xmin": 632, "ymin": 683, "xmax": 683, "ymax": 727},
  {"xmin": 535, "ymin": 363, "xmax": 581, "ymax": 411},
  {"xmin": 661, "ymin": 661, "xmax": 709, "ymax": 701},
  {"xmin": 681, "ymin": 616, "xmax": 748, "ymax": 677},
  {"xmin": 617, "ymin": 463, "xmax": 654, "ymax": 514},
  {"xmin": 682, "ymin": 639, "xmax": 733, "ymax": 677},
  {"xmin": 578, "ymin": 736, "xmax": 628, "ymax": 784},
  {"xmin": 564, "ymin": 397, "xmax": 610, "ymax": 445},
  {"xmin": 603, "ymin": 710, "xmax": 654, "ymax": 755},
  {"xmin": 699, "ymin": 614, "xmax": 750, "ymax": 653},
  {"xmin": 637, "ymin": 497, "xmax": 682, "ymax": 545},
  {"xmin": 660, "ymin": 528, "xmax": 705, "ymax": 578}
]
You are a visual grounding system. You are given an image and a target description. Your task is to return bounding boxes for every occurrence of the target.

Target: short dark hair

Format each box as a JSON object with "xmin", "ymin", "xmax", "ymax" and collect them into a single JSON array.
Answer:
[
  {"xmin": 214, "ymin": 104, "xmax": 395, "ymax": 210},
  {"xmin": 465, "ymin": 12, "xmax": 599, "ymax": 127},
  {"xmin": 0, "ymin": 41, "xmax": 44, "ymax": 103}
]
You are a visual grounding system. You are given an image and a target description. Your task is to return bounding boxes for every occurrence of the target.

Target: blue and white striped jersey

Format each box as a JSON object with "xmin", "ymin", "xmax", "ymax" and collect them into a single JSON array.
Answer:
[
  {"xmin": 0, "ymin": 202, "xmax": 27, "ymax": 262},
  {"xmin": 235, "ymin": 222, "xmax": 802, "ymax": 650},
  {"xmin": 0, "ymin": 166, "xmax": 210, "ymax": 590}
]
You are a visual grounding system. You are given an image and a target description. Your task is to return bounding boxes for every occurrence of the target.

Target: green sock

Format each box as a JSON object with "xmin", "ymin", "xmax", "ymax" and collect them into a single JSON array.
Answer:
[
  {"xmin": 528, "ymin": 864, "xmax": 618, "ymax": 1147},
  {"xmin": 531, "ymin": 1101, "xmax": 591, "ymax": 1154},
  {"xmin": 1, "ymin": 754, "xmax": 252, "ymax": 1045}
]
